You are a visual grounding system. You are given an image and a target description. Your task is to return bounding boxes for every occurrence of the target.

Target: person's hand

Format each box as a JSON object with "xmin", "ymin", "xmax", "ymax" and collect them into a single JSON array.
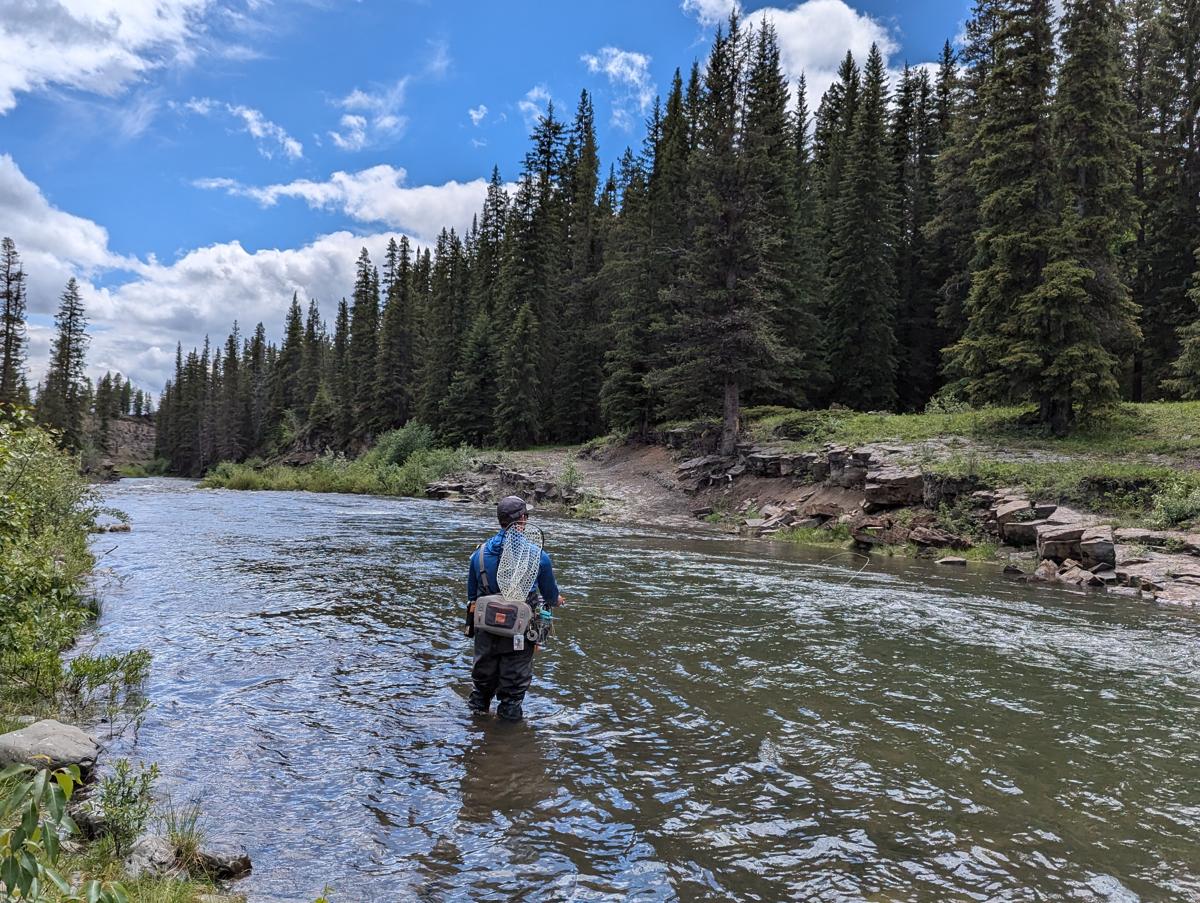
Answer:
[{"xmin": 556, "ymin": 594, "xmax": 566, "ymax": 607}]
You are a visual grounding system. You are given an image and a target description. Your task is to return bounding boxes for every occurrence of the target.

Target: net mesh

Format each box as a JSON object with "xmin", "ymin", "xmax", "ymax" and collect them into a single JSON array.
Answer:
[{"xmin": 497, "ymin": 524, "xmax": 544, "ymax": 603}]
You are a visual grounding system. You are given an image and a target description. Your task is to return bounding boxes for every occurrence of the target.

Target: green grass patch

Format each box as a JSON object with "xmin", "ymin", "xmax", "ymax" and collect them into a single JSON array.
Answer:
[
  {"xmin": 203, "ymin": 423, "xmax": 476, "ymax": 498},
  {"xmin": 774, "ymin": 523, "xmax": 854, "ymax": 547},
  {"xmin": 117, "ymin": 457, "xmax": 171, "ymax": 478}
]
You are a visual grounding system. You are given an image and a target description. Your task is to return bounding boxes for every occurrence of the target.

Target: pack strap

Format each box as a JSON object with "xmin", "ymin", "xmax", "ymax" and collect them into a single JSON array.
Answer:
[{"xmin": 476, "ymin": 542, "xmax": 492, "ymax": 594}]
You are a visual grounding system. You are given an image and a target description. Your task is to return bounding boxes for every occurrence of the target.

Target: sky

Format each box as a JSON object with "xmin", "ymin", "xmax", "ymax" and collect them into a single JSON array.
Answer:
[{"xmin": 0, "ymin": 0, "xmax": 972, "ymax": 396}]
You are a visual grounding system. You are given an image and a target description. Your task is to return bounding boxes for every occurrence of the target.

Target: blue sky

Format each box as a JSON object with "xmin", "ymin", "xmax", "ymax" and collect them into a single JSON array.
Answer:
[{"xmin": 0, "ymin": 0, "xmax": 971, "ymax": 393}]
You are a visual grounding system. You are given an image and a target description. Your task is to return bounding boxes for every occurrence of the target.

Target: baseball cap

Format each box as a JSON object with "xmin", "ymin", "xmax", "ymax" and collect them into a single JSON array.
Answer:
[{"xmin": 497, "ymin": 495, "xmax": 533, "ymax": 528}]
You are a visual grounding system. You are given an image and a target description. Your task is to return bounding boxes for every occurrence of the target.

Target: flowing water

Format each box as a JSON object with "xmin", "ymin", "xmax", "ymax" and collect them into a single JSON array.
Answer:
[{"xmin": 90, "ymin": 478, "xmax": 1200, "ymax": 902}]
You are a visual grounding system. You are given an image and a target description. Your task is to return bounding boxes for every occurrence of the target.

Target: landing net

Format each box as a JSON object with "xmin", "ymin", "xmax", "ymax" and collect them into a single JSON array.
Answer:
[{"xmin": 497, "ymin": 524, "xmax": 544, "ymax": 603}]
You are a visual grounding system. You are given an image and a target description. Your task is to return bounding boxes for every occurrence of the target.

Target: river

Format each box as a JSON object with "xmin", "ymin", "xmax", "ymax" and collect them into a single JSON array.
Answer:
[{"xmin": 89, "ymin": 478, "xmax": 1200, "ymax": 902}]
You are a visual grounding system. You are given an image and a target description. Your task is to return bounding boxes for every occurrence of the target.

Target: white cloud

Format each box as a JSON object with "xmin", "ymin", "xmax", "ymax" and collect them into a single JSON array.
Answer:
[
  {"xmin": 329, "ymin": 78, "xmax": 409, "ymax": 150},
  {"xmin": 468, "ymin": 104, "xmax": 488, "ymax": 126},
  {"xmin": 681, "ymin": 0, "xmax": 740, "ymax": 26},
  {"xmin": 0, "ymin": 0, "xmax": 212, "ymax": 114},
  {"xmin": 749, "ymin": 1, "xmax": 902, "ymax": 103},
  {"xmin": 582, "ymin": 46, "xmax": 656, "ymax": 130},
  {"xmin": 518, "ymin": 84, "xmax": 551, "ymax": 129},
  {"xmin": 176, "ymin": 97, "xmax": 304, "ymax": 159},
  {"xmin": 195, "ymin": 165, "xmax": 491, "ymax": 241},
  {"xmin": 0, "ymin": 154, "xmax": 495, "ymax": 391},
  {"xmin": 425, "ymin": 39, "xmax": 451, "ymax": 78}
]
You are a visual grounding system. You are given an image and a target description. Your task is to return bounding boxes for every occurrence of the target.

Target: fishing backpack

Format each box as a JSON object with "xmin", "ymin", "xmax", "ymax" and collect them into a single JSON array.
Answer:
[{"xmin": 469, "ymin": 541, "xmax": 534, "ymax": 639}]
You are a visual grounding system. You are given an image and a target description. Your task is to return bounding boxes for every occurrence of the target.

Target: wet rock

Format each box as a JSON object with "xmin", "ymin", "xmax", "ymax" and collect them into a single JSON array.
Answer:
[
  {"xmin": 0, "ymin": 720, "xmax": 100, "ymax": 772},
  {"xmin": 936, "ymin": 556, "xmax": 968, "ymax": 566},
  {"xmin": 1036, "ymin": 523, "xmax": 1087, "ymax": 562},
  {"xmin": 1155, "ymin": 582, "xmax": 1200, "ymax": 608},
  {"xmin": 741, "ymin": 518, "xmax": 768, "ymax": 537},
  {"xmin": 1058, "ymin": 565, "xmax": 1104, "ymax": 588},
  {"xmin": 195, "ymin": 840, "xmax": 252, "ymax": 880},
  {"xmin": 862, "ymin": 466, "xmax": 924, "ymax": 511},
  {"xmin": 1079, "ymin": 526, "xmax": 1116, "ymax": 570},
  {"xmin": 1116, "ymin": 553, "xmax": 1200, "ymax": 592},
  {"xmin": 125, "ymin": 834, "xmax": 181, "ymax": 880},
  {"xmin": 1033, "ymin": 559, "xmax": 1060, "ymax": 582},
  {"xmin": 1003, "ymin": 564, "xmax": 1025, "ymax": 576}
]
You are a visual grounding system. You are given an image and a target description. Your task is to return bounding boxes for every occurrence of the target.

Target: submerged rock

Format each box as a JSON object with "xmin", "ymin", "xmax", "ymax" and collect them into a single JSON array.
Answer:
[
  {"xmin": 0, "ymin": 719, "xmax": 100, "ymax": 772},
  {"xmin": 196, "ymin": 840, "xmax": 253, "ymax": 880},
  {"xmin": 936, "ymin": 556, "xmax": 968, "ymax": 566}
]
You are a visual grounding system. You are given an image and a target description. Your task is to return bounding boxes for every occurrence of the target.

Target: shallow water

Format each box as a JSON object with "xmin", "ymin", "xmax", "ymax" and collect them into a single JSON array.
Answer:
[{"xmin": 91, "ymin": 478, "xmax": 1200, "ymax": 902}]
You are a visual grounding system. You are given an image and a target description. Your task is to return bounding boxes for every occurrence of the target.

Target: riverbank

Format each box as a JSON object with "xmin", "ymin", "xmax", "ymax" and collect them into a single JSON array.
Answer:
[
  {"xmin": 0, "ymin": 415, "xmax": 243, "ymax": 902},
  {"xmin": 198, "ymin": 403, "xmax": 1200, "ymax": 613}
]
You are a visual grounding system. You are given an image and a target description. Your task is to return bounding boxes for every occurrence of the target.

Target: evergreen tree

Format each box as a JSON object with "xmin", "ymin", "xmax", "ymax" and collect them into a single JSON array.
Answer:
[
  {"xmin": 331, "ymin": 299, "xmax": 352, "ymax": 444},
  {"xmin": 0, "ymin": 237, "xmax": 28, "ymax": 406},
  {"xmin": 376, "ymin": 235, "xmax": 414, "ymax": 429},
  {"xmin": 348, "ymin": 249, "xmax": 380, "ymax": 432},
  {"xmin": 947, "ymin": 0, "xmax": 1061, "ymax": 422},
  {"xmin": 826, "ymin": 44, "xmax": 899, "ymax": 409},
  {"xmin": 494, "ymin": 302, "xmax": 541, "ymax": 447},
  {"xmin": 39, "ymin": 278, "xmax": 89, "ymax": 447},
  {"xmin": 273, "ymin": 293, "xmax": 304, "ymax": 420},
  {"xmin": 300, "ymin": 298, "xmax": 324, "ymax": 412}
]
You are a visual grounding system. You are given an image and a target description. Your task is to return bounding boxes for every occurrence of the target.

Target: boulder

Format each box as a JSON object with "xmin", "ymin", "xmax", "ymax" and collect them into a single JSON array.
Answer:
[
  {"xmin": 993, "ymin": 499, "xmax": 1033, "ymax": 525},
  {"xmin": 1058, "ymin": 565, "xmax": 1104, "ymax": 588},
  {"xmin": 690, "ymin": 506, "xmax": 714, "ymax": 518},
  {"xmin": 195, "ymin": 840, "xmax": 252, "ymax": 880},
  {"xmin": 1036, "ymin": 523, "xmax": 1087, "ymax": 562},
  {"xmin": 909, "ymin": 525, "xmax": 961, "ymax": 548},
  {"xmin": 1002, "ymin": 518, "xmax": 1048, "ymax": 546},
  {"xmin": 1033, "ymin": 559, "xmax": 1060, "ymax": 582},
  {"xmin": 1079, "ymin": 526, "xmax": 1116, "ymax": 570},
  {"xmin": 1003, "ymin": 564, "xmax": 1025, "ymax": 576},
  {"xmin": 1116, "ymin": 553, "xmax": 1200, "ymax": 591},
  {"xmin": 1032, "ymin": 502, "xmax": 1059, "ymax": 519},
  {"xmin": 125, "ymin": 834, "xmax": 181, "ymax": 880},
  {"xmin": 936, "ymin": 556, "xmax": 968, "ymax": 566},
  {"xmin": 850, "ymin": 515, "xmax": 910, "ymax": 547},
  {"xmin": 0, "ymin": 720, "xmax": 100, "ymax": 772},
  {"xmin": 862, "ymin": 466, "xmax": 925, "ymax": 511},
  {"xmin": 923, "ymin": 474, "xmax": 984, "ymax": 508}
]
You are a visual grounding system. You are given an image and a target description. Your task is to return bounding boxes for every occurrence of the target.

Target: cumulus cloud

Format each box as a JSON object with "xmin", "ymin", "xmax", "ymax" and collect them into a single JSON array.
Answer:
[
  {"xmin": 176, "ymin": 97, "xmax": 304, "ymax": 159},
  {"xmin": 0, "ymin": 0, "xmax": 212, "ymax": 114},
  {"xmin": 582, "ymin": 46, "xmax": 656, "ymax": 130},
  {"xmin": 681, "ymin": 0, "xmax": 739, "ymax": 27},
  {"xmin": 195, "ymin": 165, "xmax": 491, "ymax": 241},
  {"xmin": 0, "ymin": 154, "xmax": 490, "ymax": 391},
  {"xmin": 329, "ymin": 77, "xmax": 409, "ymax": 150},
  {"xmin": 748, "ymin": 1, "xmax": 902, "ymax": 103},
  {"xmin": 518, "ymin": 84, "xmax": 551, "ymax": 129},
  {"xmin": 468, "ymin": 104, "xmax": 488, "ymax": 126}
]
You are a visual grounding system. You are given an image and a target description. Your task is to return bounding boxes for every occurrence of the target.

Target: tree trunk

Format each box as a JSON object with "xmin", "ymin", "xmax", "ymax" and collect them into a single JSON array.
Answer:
[{"xmin": 721, "ymin": 380, "xmax": 739, "ymax": 456}]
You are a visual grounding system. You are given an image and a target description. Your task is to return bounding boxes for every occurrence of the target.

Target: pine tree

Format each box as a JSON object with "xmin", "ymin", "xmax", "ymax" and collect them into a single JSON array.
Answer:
[
  {"xmin": 331, "ymin": 299, "xmax": 352, "ymax": 444},
  {"xmin": 273, "ymin": 293, "xmax": 304, "ymax": 419},
  {"xmin": 376, "ymin": 235, "xmax": 414, "ymax": 429},
  {"xmin": 947, "ymin": 0, "xmax": 1061, "ymax": 421},
  {"xmin": 0, "ymin": 237, "xmax": 28, "ymax": 406},
  {"xmin": 1031, "ymin": 0, "xmax": 1139, "ymax": 428},
  {"xmin": 347, "ymin": 249, "xmax": 380, "ymax": 432},
  {"xmin": 440, "ymin": 309, "xmax": 496, "ymax": 445},
  {"xmin": 300, "ymin": 298, "xmax": 324, "ymax": 412},
  {"xmin": 826, "ymin": 44, "xmax": 899, "ymax": 409},
  {"xmin": 39, "ymin": 278, "xmax": 89, "ymax": 447},
  {"xmin": 494, "ymin": 302, "xmax": 541, "ymax": 447}
]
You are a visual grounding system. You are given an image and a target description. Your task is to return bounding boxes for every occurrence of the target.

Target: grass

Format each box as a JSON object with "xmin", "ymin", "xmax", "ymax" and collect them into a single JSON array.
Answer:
[
  {"xmin": 773, "ymin": 524, "xmax": 854, "ymax": 547},
  {"xmin": 743, "ymin": 401, "xmax": 1200, "ymax": 458},
  {"xmin": 117, "ymin": 458, "xmax": 171, "ymax": 478},
  {"xmin": 46, "ymin": 836, "xmax": 232, "ymax": 903}
]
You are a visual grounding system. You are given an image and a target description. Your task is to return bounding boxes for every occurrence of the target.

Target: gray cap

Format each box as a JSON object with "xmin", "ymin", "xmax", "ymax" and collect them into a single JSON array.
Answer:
[{"xmin": 497, "ymin": 495, "xmax": 532, "ymax": 528}]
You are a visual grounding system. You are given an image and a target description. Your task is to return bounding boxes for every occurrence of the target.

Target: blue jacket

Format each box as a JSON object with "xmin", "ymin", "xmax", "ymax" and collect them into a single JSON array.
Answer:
[{"xmin": 467, "ymin": 530, "xmax": 560, "ymax": 606}]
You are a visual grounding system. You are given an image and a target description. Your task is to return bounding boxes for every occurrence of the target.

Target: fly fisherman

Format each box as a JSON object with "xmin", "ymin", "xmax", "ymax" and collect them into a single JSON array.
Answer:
[{"xmin": 466, "ymin": 495, "xmax": 565, "ymax": 721}]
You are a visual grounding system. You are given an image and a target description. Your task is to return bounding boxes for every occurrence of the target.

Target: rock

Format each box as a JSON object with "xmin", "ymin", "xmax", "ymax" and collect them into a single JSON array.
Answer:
[
  {"xmin": 1155, "ymin": 582, "xmax": 1200, "ymax": 608},
  {"xmin": 107, "ymin": 522, "xmax": 131, "ymax": 533},
  {"xmin": 125, "ymin": 834, "xmax": 181, "ymax": 880},
  {"xmin": 909, "ymin": 525, "xmax": 961, "ymax": 548},
  {"xmin": 67, "ymin": 794, "xmax": 106, "ymax": 839},
  {"xmin": 799, "ymin": 485, "xmax": 867, "ymax": 519},
  {"xmin": 923, "ymin": 474, "xmax": 983, "ymax": 509},
  {"xmin": 690, "ymin": 506, "xmax": 714, "ymax": 518},
  {"xmin": 1033, "ymin": 559, "xmax": 1059, "ymax": 582},
  {"xmin": 850, "ymin": 515, "xmax": 910, "ymax": 547},
  {"xmin": 1036, "ymin": 523, "xmax": 1087, "ymax": 562},
  {"xmin": 1116, "ymin": 552, "xmax": 1200, "ymax": 592},
  {"xmin": 1058, "ymin": 565, "xmax": 1104, "ymax": 588},
  {"xmin": 1079, "ymin": 526, "xmax": 1116, "ymax": 570},
  {"xmin": 0, "ymin": 720, "xmax": 100, "ymax": 772},
  {"xmin": 195, "ymin": 840, "xmax": 252, "ymax": 880},
  {"xmin": 1044, "ymin": 505, "xmax": 1099, "ymax": 526},
  {"xmin": 862, "ymin": 466, "xmax": 925, "ymax": 511},
  {"xmin": 1002, "ymin": 518, "xmax": 1048, "ymax": 546},
  {"xmin": 993, "ymin": 499, "xmax": 1033, "ymax": 525},
  {"xmin": 1003, "ymin": 564, "xmax": 1025, "ymax": 576},
  {"xmin": 1032, "ymin": 502, "xmax": 1059, "ymax": 519},
  {"xmin": 791, "ymin": 517, "xmax": 825, "ymax": 530},
  {"xmin": 936, "ymin": 556, "xmax": 968, "ymax": 566}
]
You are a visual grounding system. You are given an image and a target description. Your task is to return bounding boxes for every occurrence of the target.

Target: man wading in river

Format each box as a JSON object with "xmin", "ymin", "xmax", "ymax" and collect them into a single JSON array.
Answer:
[{"xmin": 466, "ymin": 496, "xmax": 564, "ymax": 721}]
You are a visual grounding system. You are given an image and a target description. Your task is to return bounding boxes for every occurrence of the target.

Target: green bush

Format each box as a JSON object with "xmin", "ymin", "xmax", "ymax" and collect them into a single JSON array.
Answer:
[
  {"xmin": 1150, "ymin": 478, "xmax": 1200, "ymax": 527},
  {"xmin": 365, "ymin": 422, "xmax": 436, "ymax": 468},
  {"xmin": 98, "ymin": 759, "xmax": 159, "ymax": 860}
]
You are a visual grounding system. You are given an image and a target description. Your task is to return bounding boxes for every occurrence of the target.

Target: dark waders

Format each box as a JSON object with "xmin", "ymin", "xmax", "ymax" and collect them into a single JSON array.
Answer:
[{"xmin": 469, "ymin": 632, "xmax": 535, "ymax": 720}]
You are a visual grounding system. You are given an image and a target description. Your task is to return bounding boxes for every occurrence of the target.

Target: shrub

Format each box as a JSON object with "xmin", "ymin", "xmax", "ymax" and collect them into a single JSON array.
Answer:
[
  {"xmin": 367, "ymin": 422, "xmax": 436, "ymax": 468},
  {"xmin": 98, "ymin": 759, "xmax": 159, "ymax": 859},
  {"xmin": 1150, "ymin": 478, "xmax": 1200, "ymax": 527}
]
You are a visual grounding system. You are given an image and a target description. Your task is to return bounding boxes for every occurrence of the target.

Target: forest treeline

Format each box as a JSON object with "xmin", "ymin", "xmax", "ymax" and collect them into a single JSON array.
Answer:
[
  {"xmin": 110, "ymin": 2, "xmax": 1200, "ymax": 470},
  {"xmin": 0, "ymin": 239, "xmax": 153, "ymax": 455}
]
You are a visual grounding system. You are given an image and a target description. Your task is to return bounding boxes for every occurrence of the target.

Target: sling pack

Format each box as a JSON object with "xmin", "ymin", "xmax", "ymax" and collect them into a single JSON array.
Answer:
[{"xmin": 471, "ymin": 540, "xmax": 534, "ymax": 639}]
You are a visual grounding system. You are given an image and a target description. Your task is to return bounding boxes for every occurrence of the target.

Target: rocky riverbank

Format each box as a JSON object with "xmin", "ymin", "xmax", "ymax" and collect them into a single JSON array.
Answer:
[{"xmin": 431, "ymin": 435, "xmax": 1200, "ymax": 613}]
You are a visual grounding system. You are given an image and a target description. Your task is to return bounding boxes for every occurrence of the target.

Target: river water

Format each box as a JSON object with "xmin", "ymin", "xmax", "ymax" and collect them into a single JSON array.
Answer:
[{"xmin": 89, "ymin": 478, "xmax": 1200, "ymax": 902}]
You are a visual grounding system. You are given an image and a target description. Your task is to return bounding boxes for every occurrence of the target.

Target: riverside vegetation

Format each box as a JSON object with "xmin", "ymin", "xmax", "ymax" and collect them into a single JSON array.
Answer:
[{"xmin": 0, "ymin": 412, "xmax": 235, "ymax": 903}]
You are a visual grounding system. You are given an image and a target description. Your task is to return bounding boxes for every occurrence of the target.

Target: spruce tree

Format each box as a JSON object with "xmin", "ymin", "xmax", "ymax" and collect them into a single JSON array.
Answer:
[
  {"xmin": 300, "ymin": 298, "xmax": 324, "ymax": 412},
  {"xmin": 39, "ymin": 277, "xmax": 89, "ymax": 447},
  {"xmin": 331, "ymin": 299, "xmax": 352, "ymax": 444},
  {"xmin": 494, "ymin": 302, "xmax": 541, "ymax": 447},
  {"xmin": 947, "ymin": 0, "xmax": 1060, "ymax": 421},
  {"xmin": 376, "ymin": 235, "xmax": 414, "ymax": 429},
  {"xmin": 826, "ymin": 44, "xmax": 899, "ymax": 410},
  {"xmin": 273, "ymin": 293, "xmax": 304, "ymax": 419},
  {"xmin": 347, "ymin": 249, "xmax": 380, "ymax": 432},
  {"xmin": 0, "ymin": 237, "xmax": 28, "ymax": 406}
]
